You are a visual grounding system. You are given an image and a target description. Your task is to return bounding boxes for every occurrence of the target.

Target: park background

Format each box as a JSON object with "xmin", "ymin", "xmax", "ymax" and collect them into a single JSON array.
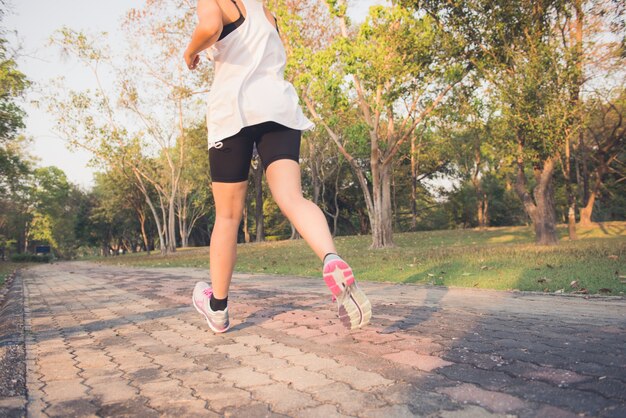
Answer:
[{"xmin": 1, "ymin": 0, "xmax": 625, "ymax": 294}]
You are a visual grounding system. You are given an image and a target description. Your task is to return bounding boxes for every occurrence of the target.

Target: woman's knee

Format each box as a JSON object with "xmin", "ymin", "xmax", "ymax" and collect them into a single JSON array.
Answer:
[
  {"xmin": 274, "ymin": 193, "xmax": 305, "ymax": 215},
  {"xmin": 212, "ymin": 181, "xmax": 247, "ymax": 223}
]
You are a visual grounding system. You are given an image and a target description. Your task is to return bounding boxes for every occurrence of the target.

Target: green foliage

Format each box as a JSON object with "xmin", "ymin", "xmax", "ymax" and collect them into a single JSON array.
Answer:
[
  {"xmin": 26, "ymin": 168, "xmax": 75, "ymax": 257},
  {"xmin": 10, "ymin": 253, "xmax": 50, "ymax": 263},
  {"xmin": 0, "ymin": 37, "xmax": 28, "ymax": 144}
]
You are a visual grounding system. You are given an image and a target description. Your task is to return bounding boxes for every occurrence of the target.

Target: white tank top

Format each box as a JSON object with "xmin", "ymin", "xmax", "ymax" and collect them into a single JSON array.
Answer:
[{"xmin": 205, "ymin": 0, "xmax": 314, "ymax": 149}]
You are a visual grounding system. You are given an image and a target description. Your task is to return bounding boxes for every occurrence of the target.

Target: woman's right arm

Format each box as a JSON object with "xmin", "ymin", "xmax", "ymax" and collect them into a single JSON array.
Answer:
[{"xmin": 184, "ymin": 0, "xmax": 223, "ymax": 70}]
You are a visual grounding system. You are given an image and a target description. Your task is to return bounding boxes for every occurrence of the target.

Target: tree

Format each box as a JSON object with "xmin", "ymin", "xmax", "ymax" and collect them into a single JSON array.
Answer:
[
  {"xmin": 0, "ymin": 7, "xmax": 32, "ymax": 259},
  {"xmin": 579, "ymin": 90, "xmax": 626, "ymax": 225},
  {"xmin": 295, "ymin": 1, "xmax": 469, "ymax": 248},
  {"xmin": 406, "ymin": 0, "xmax": 588, "ymax": 245},
  {"xmin": 27, "ymin": 167, "xmax": 84, "ymax": 257},
  {"xmin": 175, "ymin": 123, "xmax": 212, "ymax": 247},
  {"xmin": 47, "ymin": 0, "xmax": 210, "ymax": 255}
]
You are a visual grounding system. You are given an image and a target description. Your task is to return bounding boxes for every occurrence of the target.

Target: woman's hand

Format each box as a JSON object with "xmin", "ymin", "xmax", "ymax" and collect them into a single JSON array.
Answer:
[{"xmin": 184, "ymin": 48, "xmax": 200, "ymax": 70}]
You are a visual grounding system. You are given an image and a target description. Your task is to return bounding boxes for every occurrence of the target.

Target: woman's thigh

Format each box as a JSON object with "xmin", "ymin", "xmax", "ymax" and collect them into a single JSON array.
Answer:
[
  {"xmin": 208, "ymin": 129, "xmax": 255, "ymax": 183},
  {"xmin": 255, "ymin": 122, "xmax": 302, "ymax": 172}
]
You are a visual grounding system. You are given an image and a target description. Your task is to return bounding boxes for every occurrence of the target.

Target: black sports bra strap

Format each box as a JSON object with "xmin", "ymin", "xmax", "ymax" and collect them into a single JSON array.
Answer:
[{"xmin": 230, "ymin": 0, "xmax": 243, "ymax": 19}]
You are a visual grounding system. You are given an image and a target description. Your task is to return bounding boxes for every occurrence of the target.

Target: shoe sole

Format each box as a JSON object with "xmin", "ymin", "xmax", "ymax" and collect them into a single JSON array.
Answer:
[
  {"xmin": 324, "ymin": 260, "xmax": 372, "ymax": 329},
  {"xmin": 192, "ymin": 296, "xmax": 230, "ymax": 333}
]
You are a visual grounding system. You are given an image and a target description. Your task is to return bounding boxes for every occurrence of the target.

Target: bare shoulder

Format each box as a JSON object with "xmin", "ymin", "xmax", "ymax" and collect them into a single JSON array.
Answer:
[{"xmin": 197, "ymin": 0, "xmax": 222, "ymax": 21}]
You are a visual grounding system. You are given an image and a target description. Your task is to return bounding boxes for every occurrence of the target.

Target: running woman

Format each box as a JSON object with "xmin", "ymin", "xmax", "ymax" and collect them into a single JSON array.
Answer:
[{"xmin": 184, "ymin": 0, "xmax": 371, "ymax": 333}]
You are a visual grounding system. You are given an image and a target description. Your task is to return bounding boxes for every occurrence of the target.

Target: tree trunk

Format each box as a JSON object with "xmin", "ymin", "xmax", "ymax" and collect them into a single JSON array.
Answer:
[
  {"xmin": 243, "ymin": 197, "xmax": 250, "ymax": 243},
  {"xmin": 167, "ymin": 191, "xmax": 177, "ymax": 253},
  {"xmin": 370, "ymin": 162, "xmax": 394, "ymax": 248},
  {"xmin": 138, "ymin": 209, "xmax": 150, "ymax": 255},
  {"xmin": 532, "ymin": 164, "xmax": 559, "ymax": 245},
  {"xmin": 579, "ymin": 193, "xmax": 595, "ymax": 226},
  {"xmin": 566, "ymin": 1, "xmax": 583, "ymax": 240},
  {"xmin": 579, "ymin": 165, "xmax": 602, "ymax": 226},
  {"xmin": 309, "ymin": 140, "xmax": 321, "ymax": 205},
  {"xmin": 331, "ymin": 165, "xmax": 341, "ymax": 236},
  {"xmin": 483, "ymin": 195, "xmax": 489, "ymax": 227},
  {"xmin": 410, "ymin": 136, "xmax": 416, "ymax": 228},
  {"xmin": 474, "ymin": 181, "xmax": 488, "ymax": 230},
  {"xmin": 180, "ymin": 213, "xmax": 189, "ymax": 248},
  {"xmin": 564, "ymin": 138, "xmax": 578, "ymax": 239},
  {"xmin": 476, "ymin": 194, "xmax": 485, "ymax": 229},
  {"xmin": 514, "ymin": 150, "xmax": 559, "ymax": 245},
  {"xmin": 253, "ymin": 166, "xmax": 265, "ymax": 242},
  {"xmin": 290, "ymin": 223, "xmax": 301, "ymax": 240}
]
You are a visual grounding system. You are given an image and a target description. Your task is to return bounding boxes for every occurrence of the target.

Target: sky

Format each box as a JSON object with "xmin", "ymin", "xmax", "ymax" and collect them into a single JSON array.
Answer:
[{"xmin": 5, "ymin": 0, "xmax": 387, "ymax": 190}]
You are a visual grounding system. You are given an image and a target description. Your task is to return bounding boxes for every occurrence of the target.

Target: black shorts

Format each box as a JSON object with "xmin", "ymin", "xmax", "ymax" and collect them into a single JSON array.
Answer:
[{"xmin": 209, "ymin": 121, "xmax": 301, "ymax": 183}]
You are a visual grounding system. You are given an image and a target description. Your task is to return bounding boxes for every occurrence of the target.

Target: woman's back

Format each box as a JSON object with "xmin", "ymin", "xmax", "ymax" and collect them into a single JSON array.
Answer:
[{"xmin": 205, "ymin": 0, "xmax": 313, "ymax": 149}]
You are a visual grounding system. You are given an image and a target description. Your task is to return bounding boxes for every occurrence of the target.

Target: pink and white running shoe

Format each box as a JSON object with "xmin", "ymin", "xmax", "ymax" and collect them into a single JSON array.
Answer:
[
  {"xmin": 192, "ymin": 282, "xmax": 230, "ymax": 333},
  {"xmin": 323, "ymin": 258, "xmax": 372, "ymax": 330}
]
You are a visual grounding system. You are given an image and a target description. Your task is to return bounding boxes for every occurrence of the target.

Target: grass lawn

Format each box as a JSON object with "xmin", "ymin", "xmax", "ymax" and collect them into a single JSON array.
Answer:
[
  {"xmin": 93, "ymin": 222, "xmax": 626, "ymax": 295},
  {"xmin": 0, "ymin": 262, "xmax": 22, "ymax": 287}
]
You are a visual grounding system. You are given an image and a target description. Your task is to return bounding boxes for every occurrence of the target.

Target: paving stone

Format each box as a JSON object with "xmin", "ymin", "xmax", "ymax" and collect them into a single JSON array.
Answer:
[
  {"xmin": 216, "ymin": 342, "xmax": 260, "ymax": 357},
  {"xmin": 86, "ymin": 377, "xmax": 138, "ymax": 404},
  {"xmin": 439, "ymin": 383, "xmax": 526, "ymax": 414},
  {"xmin": 360, "ymin": 404, "xmax": 416, "ymax": 418},
  {"xmin": 284, "ymin": 325, "xmax": 325, "ymax": 339},
  {"xmin": 505, "ymin": 380, "xmax": 612, "ymax": 415},
  {"xmin": 321, "ymin": 365, "xmax": 393, "ymax": 390},
  {"xmin": 258, "ymin": 320, "xmax": 295, "ymax": 330},
  {"xmin": 149, "ymin": 397, "xmax": 217, "ymax": 416},
  {"xmin": 42, "ymin": 379, "xmax": 90, "ymax": 402},
  {"xmin": 250, "ymin": 382, "xmax": 318, "ymax": 414},
  {"xmin": 194, "ymin": 352, "xmax": 242, "ymax": 370},
  {"xmin": 38, "ymin": 362, "xmax": 82, "ymax": 381},
  {"xmin": 233, "ymin": 335, "xmax": 276, "ymax": 347},
  {"xmin": 577, "ymin": 378, "xmax": 626, "ymax": 400},
  {"xmin": 269, "ymin": 365, "xmax": 334, "ymax": 390},
  {"xmin": 170, "ymin": 368, "xmax": 220, "ymax": 384},
  {"xmin": 191, "ymin": 382, "xmax": 252, "ymax": 411},
  {"xmin": 283, "ymin": 353, "xmax": 340, "ymax": 371},
  {"xmin": 298, "ymin": 404, "xmax": 351, "ymax": 418},
  {"xmin": 378, "ymin": 382, "xmax": 456, "ymax": 415},
  {"xmin": 352, "ymin": 330, "xmax": 402, "ymax": 345},
  {"xmin": 151, "ymin": 354, "xmax": 199, "ymax": 371},
  {"xmin": 236, "ymin": 354, "xmax": 288, "ymax": 374},
  {"xmin": 437, "ymin": 363, "xmax": 516, "ymax": 390},
  {"xmin": 96, "ymin": 397, "xmax": 160, "ymax": 418},
  {"xmin": 19, "ymin": 263, "xmax": 626, "ymax": 418},
  {"xmin": 442, "ymin": 348, "xmax": 511, "ymax": 370},
  {"xmin": 223, "ymin": 402, "xmax": 288, "ymax": 418},
  {"xmin": 138, "ymin": 379, "xmax": 190, "ymax": 398},
  {"xmin": 384, "ymin": 350, "xmax": 453, "ymax": 372},
  {"xmin": 308, "ymin": 333, "xmax": 348, "ymax": 345},
  {"xmin": 310, "ymin": 382, "xmax": 386, "ymax": 415},
  {"xmin": 220, "ymin": 366, "xmax": 274, "ymax": 388},
  {"xmin": 44, "ymin": 398, "xmax": 99, "ymax": 417},
  {"xmin": 439, "ymin": 405, "xmax": 514, "ymax": 418},
  {"xmin": 529, "ymin": 405, "xmax": 580, "ymax": 418},
  {"xmin": 260, "ymin": 343, "xmax": 303, "ymax": 358}
]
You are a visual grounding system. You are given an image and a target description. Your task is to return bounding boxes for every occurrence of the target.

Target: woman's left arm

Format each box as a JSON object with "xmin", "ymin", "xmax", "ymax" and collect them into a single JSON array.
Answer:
[{"xmin": 184, "ymin": 0, "xmax": 224, "ymax": 70}]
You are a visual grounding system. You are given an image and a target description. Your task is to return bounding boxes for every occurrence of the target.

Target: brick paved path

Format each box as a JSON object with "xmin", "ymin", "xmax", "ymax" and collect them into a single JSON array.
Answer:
[{"xmin": 14, "ymin": 262, "xmax": 626, "ymax": 417}]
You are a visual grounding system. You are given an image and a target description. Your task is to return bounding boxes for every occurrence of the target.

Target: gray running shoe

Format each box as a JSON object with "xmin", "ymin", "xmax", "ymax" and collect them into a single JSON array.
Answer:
[
  {"xmin": 323, "ymin": 259, "xmax": 372, "ymax": 329},
  {"xmin": 192, "ymin": 281, "xmax": 230, "ymax": 333}
]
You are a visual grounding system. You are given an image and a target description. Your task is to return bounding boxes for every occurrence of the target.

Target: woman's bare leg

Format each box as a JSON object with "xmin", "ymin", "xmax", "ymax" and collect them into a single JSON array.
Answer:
[
  {"xmin": 265, "ymin": 159, "xmax": 336, "ymax": 261},
  {"xmin": 210, "ymin": 180, "xmax": 248, "ymax": 298}
]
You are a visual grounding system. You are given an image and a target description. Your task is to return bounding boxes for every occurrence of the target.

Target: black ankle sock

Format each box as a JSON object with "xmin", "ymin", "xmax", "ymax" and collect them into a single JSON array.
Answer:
[{"xmin": 209, "ymin": 294, "xmax": 228, "ymax": 311}]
